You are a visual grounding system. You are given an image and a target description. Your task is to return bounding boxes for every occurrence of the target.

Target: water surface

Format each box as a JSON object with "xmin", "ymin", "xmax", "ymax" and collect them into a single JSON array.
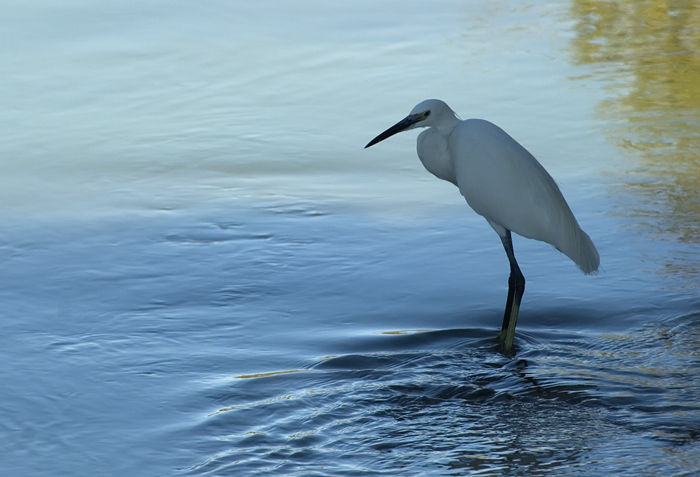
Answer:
[{"xmin": 1, "ymin": 1, "xmax": 699, "ymax": 475}]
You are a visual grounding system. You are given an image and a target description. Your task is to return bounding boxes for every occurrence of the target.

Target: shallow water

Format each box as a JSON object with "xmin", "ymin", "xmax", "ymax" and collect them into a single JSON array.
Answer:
[{"xmin": 2, "ymin": 1, "xmax": 700, "ymax": 476}]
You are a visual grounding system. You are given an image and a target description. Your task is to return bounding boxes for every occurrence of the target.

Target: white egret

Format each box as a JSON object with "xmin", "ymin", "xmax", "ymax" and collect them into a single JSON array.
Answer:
[{"xmin": 365, "ymin": 99, "xmax": 599, "ymax": 354}]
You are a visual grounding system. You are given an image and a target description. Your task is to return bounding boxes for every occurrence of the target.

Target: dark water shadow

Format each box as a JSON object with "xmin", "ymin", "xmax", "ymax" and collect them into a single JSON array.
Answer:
[{"xmin": 176, "ymin": 311, "xmax": 700, "ymax": 475}]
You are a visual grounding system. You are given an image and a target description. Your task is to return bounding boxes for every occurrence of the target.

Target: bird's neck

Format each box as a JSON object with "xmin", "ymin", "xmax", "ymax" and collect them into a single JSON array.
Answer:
[
  {"xmin": 436, "ymin": 114, "xmax": 461, "ymax": 135},
  {"xmin": 416, "ymin": 127, "xmax": 457, "ymax": 185}
]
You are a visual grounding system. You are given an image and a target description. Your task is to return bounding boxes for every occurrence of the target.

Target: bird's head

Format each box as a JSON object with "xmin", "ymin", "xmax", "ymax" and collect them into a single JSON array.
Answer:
[{"xmin": 365, "ymin": 99, "xmax": 457, "ymax": 148}]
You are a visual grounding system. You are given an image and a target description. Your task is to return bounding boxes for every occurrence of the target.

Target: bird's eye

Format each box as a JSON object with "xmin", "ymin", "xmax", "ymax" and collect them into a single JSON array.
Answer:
[{"xmin": 424, "ymin": 111, "xmax": 431, "ymax": 118}]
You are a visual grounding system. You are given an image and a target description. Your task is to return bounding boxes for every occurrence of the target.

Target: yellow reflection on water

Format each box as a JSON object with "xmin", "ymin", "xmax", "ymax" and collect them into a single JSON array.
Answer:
[
  {"xmin": 570, "ymin": 0, "xmax": 700, "ymax": 244},
  {"xmin": 235, "ymin": 369, "xmax": 309, "ymax": 379},
  {"xmin": 379, "ymin": 329, "xmax": 434, "ymax": 335}
]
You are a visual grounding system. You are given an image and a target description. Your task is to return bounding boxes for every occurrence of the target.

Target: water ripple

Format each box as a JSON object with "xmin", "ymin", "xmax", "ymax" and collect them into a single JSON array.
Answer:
[{"xmin": 177, "ymin": 316, "xmax": 700, "ymax": 475}]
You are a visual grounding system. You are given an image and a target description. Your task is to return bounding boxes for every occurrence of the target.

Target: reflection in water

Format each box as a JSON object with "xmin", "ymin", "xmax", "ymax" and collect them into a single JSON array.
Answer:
[
  {"xmin": 187, "ymin": 315, "xmax": 700, "ymax": 475},
  {"xmin": 569, "ymin": 0, "xmax": 700, "ymax": 247},
  {"xmin": 235, "ymin": 369, "xmax": 310, "ymax": 380}
]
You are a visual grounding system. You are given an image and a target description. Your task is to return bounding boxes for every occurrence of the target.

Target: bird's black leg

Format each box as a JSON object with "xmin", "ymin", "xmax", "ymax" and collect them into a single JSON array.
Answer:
[{"xmin": 499, "ymin": 230, "xmax": 525, "ymax": 354}]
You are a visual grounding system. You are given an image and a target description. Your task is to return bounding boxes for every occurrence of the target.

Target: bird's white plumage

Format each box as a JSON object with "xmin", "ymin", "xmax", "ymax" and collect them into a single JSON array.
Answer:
[
  {"xmin": 390, "ymin": 99, "xmax": 599, "ymax": 274},
  {"xmin": 365, "ymin": 98, "xmax": 599, "ymax": 352}
]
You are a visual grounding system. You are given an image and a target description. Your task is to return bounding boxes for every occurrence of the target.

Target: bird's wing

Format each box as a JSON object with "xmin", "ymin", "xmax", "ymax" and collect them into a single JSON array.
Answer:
[{"xmin": 452, "ymin": 119, "xmax": 599, "ymax": 273}]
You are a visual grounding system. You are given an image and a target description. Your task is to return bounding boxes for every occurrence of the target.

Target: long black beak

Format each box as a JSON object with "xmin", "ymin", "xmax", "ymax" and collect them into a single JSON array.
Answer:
[{"xmin": 364, "ymin": 114, "xmax": 423, "ymax": 149}]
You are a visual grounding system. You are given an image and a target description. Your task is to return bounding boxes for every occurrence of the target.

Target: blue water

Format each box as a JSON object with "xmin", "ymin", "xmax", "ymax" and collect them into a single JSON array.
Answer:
[{"xmin": 2, "ymin": 1, "xmax": 700, "ymax": 475}]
